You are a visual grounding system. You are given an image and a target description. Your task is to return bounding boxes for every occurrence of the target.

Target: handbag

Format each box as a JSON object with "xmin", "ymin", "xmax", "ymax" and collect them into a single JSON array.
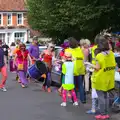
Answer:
[
  {"xmin": 18, "ymin": 63, "xmax": 24, "ymax": 70},
  {"xmin": 115, "ymin": 71, "xmax": 120, "ymax": 82}
]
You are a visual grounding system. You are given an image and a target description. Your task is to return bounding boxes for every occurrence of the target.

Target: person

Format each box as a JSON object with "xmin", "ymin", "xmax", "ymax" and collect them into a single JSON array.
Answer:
[
  {"xmin": 65, "ymin": 37, "xmax": 86, "ymax": 103},
  {"xmin": 14, "ymin": 43, "xmax": 32, "ymax": 88},
  {"xmin": 13, "ymin": 40, "xmax": 22, "ymax": 81},
  {"xmin": 58, "ymin": 39, "xmax": 70, "ymax": 95},
  {"xmin": 86, "ymin": 48, "xmax": 101, "ymax": 114},
  {"xmin": 80, "ymin": 39, "xmax": 91, "ymax": 93},
  {"xmin": 89, "ymin": 37, "xmax": 116, "ymax": 119},
  {"xmin": 40, "ymin": 43, "xmax": 55, "ymax": 92},
  {"xmin": 9, "ymin": 42, "xmax": 16, "ymax": 59},
  {"xmin": 28, "ymin": 36, "xmax": 39, "ymax": 64},
  {"xmin": 60, "ymin": 51, "xmax": 78, "ymax": 107},
  {"xmin": 0, "ymin": 40, "xmax": 7, "ymax": 91},
  {"xmin": 2, "ymin": 42, "xmax": 9, "ymax": 64}
]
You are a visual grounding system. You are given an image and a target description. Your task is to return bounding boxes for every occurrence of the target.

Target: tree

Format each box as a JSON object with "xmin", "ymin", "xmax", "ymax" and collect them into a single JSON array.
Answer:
[{"xmin": 27, "ymin": 0, "xmax": 120, "ymax": 43}]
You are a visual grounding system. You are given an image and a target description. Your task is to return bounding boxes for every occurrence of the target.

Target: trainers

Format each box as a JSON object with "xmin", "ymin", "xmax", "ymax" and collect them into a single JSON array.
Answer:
[
  {"xmin": 42, "ymin": 86, "xmax": 46, "ymax": 91},
  {"xmin": 86, "ymin": 109, "xmax": 96, "ymax": 114},
  {"xmin": 95, "ymin": 115, "xmax": 102, "ymax": 119},
  {"xmin": 0, "ymin": 87, "xmax": 7, "ymax": 92},
  {"xmin": 47, "ymin": 88, "xmax": 51, "ymax": 93},
  {"xmin": 101, "ymin": 115, "xmax": 110, "ymax": 119},
  {"xmin": 73, "ymin": 102, "xmax": 79, "ymax": 106},
  {"xmin": 61, "ymin": 102, "xmax": 67, "ymax": 107}
]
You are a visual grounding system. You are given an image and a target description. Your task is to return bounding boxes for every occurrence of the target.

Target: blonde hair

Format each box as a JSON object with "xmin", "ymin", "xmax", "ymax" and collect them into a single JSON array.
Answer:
[{"xmin": 80, "ymin": 39, "xmax": 91, "ymax": 47}]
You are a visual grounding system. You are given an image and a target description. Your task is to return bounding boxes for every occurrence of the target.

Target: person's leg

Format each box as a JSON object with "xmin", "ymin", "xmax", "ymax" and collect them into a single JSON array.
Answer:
[
  {"xmin": 46, "ymin": 72, "xmax": 51, "ymax": 92},
  {"xmin": 77, "ymin": 75, "xmax": 86, "ymax": 103},
  {"xmin": 96, "ymin": 90, "xmax": 110, "ymax": 119},
  {"xmin": 71, "ymin": 89, "xmax": 78, "ymax": 105},
  {"xmin": 18, "ymin": 70, "xmax": 28, "ymax": 87},
  {"xmin": 61, "ymin": 89, "xmax": 67, "ymax": 106},
  {"xmin": 84, "ymin": 72, "xmax": 90, "ymax": 92},
  {"xmin": 0, "ymin": 65, "xmax": 7, "ymax": 89},
  {"xmin": 87, "ymin": 89, "xmax": 98, "ymax": 114},
  {"xmin": 74, "ymin": 76, "xmax": 78, "ymax": 94}
]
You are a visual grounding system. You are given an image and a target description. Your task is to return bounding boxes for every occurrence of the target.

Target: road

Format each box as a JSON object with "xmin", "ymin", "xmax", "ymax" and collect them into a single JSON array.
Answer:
[{"xmin": 0, "ymin": 72, "xmax": 119, "ymax": 120}]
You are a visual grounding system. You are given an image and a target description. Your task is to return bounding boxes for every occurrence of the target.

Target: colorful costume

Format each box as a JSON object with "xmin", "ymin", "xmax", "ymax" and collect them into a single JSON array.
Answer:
[
  {"xmin": 16, "ymin": 49, "xmax": 29, "ymax": 86},
  {"xmin": 61, "ymin": 61, "xmax": 78, "ymax": 106}
]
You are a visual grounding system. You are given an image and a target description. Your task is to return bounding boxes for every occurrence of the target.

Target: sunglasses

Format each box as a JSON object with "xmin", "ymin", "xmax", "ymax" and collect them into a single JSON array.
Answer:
[{"xmin": 50, "ymin": 46, "xmax": 54, "ymax": 48}]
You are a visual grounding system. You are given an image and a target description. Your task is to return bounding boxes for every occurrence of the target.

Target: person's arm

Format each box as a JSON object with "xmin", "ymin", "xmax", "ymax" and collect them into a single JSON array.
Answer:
[
  {"xmin": 28, "ymin": 45, "xmax": 33, "ymax": 57},
  {"xmin": 28, "ymin": 53, "xmax": 32, "ymax": 65},
  {"xmin": 39, "ymin": 50, "xmax": 45, "ymax": 58}
]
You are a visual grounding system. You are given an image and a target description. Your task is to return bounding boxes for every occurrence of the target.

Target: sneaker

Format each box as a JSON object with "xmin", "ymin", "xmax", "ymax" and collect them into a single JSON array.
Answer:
[
  {"xmin": 73, "ymin": 102, "xmax": 79, "ymax": 106},
  {"xmin": 61, "ymin": 102, "xmax": 67, "ymax": 107},
  {"xmin": 0, "ymin": 87, "xmax": 7, "ymax": 92},
  {"xmin": 47, "ymin": 88, "xmax": 51, "ymax": 93},
  {"xmin": 101, "ymin": 115, "xmax": 110, "ymax": 119},
  {"xmin": 42, "ymin": 86, "xmax": 46, "ymax": 91},
  {"xmin": 21, "ymin": 84, "xmax": 26, "ymax": 88},
  {"xmin": 95, "ymin": 115, "xmax": 102, "ymax": 119},
  {"xmin": 86, "ymin": 109, "xmax": 96, "ymax": 114}
]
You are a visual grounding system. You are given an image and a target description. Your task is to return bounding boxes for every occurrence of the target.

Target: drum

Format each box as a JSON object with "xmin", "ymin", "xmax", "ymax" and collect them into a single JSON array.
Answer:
[{"xmin": 28, "ymin": 60, "xmax": 47, "ymax": 80}]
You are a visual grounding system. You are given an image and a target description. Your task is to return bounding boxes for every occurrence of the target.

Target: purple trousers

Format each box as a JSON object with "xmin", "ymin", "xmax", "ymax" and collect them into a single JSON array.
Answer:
[
  {"xmin": 18, "ymin": 61, "xmax": 28, "ymax": 85},
  {"xmin": 18, "ymin": 71, "xmax": 28, "ymax": 85}
]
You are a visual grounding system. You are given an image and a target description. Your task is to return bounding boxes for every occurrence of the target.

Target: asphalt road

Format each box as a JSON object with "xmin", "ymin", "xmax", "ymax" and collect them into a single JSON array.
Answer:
[{"xmin": 0, "ymin": 72, "xmax": 119, "ymax": 120}]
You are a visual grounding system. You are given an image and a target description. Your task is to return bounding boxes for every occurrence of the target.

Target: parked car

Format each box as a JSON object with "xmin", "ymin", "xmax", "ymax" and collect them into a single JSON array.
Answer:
[{"xmin": 51, "ymin": 48, "xmax": 62, "ymax": 85}]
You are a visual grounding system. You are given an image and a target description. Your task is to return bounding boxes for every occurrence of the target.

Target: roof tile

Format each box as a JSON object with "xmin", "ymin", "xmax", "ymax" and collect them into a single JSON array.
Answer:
[{"xmin": 0, "ymin": 0, "xmax": 26, "ymax": 11}]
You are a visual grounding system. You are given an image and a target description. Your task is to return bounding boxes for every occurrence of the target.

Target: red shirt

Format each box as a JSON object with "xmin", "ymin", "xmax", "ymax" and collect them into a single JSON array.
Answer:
[{"xmin": 16, "ymin": 50, "xmax": 29, "ymax": 62}]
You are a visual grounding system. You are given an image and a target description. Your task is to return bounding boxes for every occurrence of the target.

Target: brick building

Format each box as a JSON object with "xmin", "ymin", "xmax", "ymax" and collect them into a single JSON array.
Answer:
[{"xmin": 0, "ymin": 0, "xmax": 39, "ymax": 45}]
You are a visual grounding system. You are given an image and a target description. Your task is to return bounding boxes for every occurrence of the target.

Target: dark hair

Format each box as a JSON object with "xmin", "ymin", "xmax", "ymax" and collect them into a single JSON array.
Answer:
[
  {"xmin": 11, "ymin": 42, "xmax": 15, "ymax": 46},
  {"xmin": 94, "ymin": 48, "xmax": 101, "ymax": 56},
  {"xmin": 19, "ymin": 43, "xmax": 26, "ymax": 49},
  {"xmin": 68, "ymin": 37, "xmax": 78, "ymax": 48},
  {"xmin": 98, "ymin": 37, "xmax": 110, "ymax": 51}
]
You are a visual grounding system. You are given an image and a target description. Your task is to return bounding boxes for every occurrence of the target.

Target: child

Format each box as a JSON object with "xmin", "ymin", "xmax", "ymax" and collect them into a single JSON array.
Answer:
[
  {"xmin": 85, "ymin": 48, "xmax": 101, "ymax": 114},
  {"xmin": 61, "ymin": 51, "xmax": 78, "ymax": 107}
]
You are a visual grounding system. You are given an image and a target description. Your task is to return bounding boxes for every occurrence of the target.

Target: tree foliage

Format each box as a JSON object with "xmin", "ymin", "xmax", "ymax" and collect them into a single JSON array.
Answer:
[{"xmin": 27, "ymin": 0, "xmax": 120, "ymax": 43}]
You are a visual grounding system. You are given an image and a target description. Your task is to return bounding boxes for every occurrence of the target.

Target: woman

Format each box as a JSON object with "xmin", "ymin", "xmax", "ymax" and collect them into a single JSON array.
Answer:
[
  {"xmin": 0, "ymin": 40, "xmax": 7, "ymax": 92},
  {"xmin": 65, "ymin": 37, "xmax": 86, "ymax": 103},
  {"xmin": 14, "ymin": 44, "xmax": 32, "ymax": 88},
  {"xmin": 80, "ymin": 39, "xmax": 91, "ymax": 93},
  {"xmin": 90, "ymin": 37, "xmax": 116, "ymax": 119},
  {"xmin": 40, "ymin": 43, "xmax": 55, "ymax": 92}
]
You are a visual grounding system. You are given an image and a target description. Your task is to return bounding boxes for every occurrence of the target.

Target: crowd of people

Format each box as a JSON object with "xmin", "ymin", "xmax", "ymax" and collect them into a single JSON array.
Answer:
[{"xmin": 0, "ymin": 34, "xmax": 120, "ymax": 119}]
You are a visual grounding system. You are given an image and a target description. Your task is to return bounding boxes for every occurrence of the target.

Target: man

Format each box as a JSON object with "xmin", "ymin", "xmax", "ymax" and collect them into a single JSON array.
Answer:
[
  {"xmin": 0, "ymin": 40, "xmax": 7, "ymax": 91},
  {"xmin": 28, "ymin": 36, "xmax": 39, "ymax": 64},
  {"xmin": 2, "ymin": 42, "xmax": 9, "ymax": 64}
]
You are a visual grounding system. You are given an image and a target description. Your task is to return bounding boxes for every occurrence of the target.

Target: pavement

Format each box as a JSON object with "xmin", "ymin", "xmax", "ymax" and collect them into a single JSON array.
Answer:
[{"xmin": 0, "ymin": 72, "xmax": 120, "ymax": 120}]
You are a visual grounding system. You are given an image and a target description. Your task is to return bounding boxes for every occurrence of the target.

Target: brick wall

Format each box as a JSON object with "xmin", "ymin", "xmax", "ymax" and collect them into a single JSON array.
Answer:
[{"xmin": 0, "ymin": 12, "xmax": 29, "ymax": 28}]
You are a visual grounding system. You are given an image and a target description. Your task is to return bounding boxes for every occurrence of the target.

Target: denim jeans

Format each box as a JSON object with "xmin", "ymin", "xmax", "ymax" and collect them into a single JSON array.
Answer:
[{"xmin": 74, "ymin": 75, "xmax": 86, "ymax": 103}]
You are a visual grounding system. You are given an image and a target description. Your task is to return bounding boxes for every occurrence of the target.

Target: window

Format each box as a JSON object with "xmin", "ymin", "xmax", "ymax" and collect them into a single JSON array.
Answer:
[
  {"xmin": 0, "ymin": 14, "xmax": 1, "ymax": 25},
  {"xmin": 7, "ymin": 33, "xmax": 11, "ymax": 44},
  {"xmin": 0, "ymin": 14, "xmax": 3, "ymax": 25},
  {"xmin": 0, "ymin": 33, "xmax": 5, "ymax": 43},
  {"xmin": 17, "ymin": 13, "xmax": 23, "ymax": 25},
  {"xmin": 7, "ymin": 13, "xmax": 12, "ymax": 25},
  {"xmin": 14, "ymin": 32, "xmax": 25, "ymax": 42}
]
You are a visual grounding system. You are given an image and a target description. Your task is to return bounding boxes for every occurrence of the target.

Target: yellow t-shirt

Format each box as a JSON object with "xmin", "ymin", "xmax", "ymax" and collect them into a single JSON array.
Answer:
[
  {"xmin": 65, "ymin": 47, "xmax": 85, "ymax": 76},
  {"xmin": 91, "ymin": 45, "xmax": 97, "ymax": 64},
  {"xmin": 91, "ymin": 51, "xmax": 116, "ymax": 91}
]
